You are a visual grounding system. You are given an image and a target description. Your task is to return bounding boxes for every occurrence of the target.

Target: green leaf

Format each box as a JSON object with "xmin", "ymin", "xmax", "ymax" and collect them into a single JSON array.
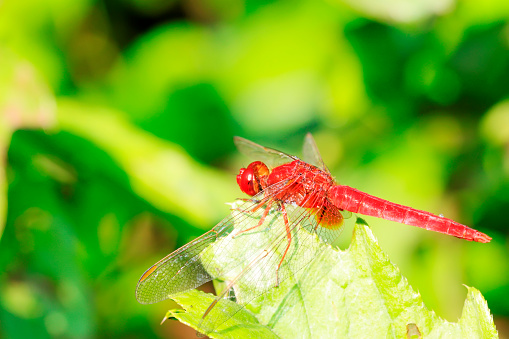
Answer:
[
  {"xmin": 169, "ymin": 217, "xmax": 497, "ymax": 338},
  {"xmin": 169, "ymin": 290, "xmax": 279, "ymax": 339},
  {"xmin": 459, "ymin": 287, "xmax": 498, "ymax": 338}
]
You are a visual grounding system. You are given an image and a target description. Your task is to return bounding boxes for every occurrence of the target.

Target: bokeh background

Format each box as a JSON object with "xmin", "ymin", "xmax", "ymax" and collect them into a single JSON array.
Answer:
[{"xmin": 0, "ymin": 0, "xmax": 508, "ymax": 338}]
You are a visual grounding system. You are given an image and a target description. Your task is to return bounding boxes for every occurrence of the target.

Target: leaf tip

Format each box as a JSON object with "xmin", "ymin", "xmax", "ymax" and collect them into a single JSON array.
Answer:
[{"xmin": 355, "ymin": 217, "xmax": 369, "ymax": 226}]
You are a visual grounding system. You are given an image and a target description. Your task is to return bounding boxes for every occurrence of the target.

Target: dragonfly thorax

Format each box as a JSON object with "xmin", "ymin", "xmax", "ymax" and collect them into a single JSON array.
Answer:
[
  {"xmin": 267, "ymin": 160, "xmax": 335, "ymax": 207},
  {"xmin": 237, "ymin": 160, "xmax": 336, "ymax": 211}
]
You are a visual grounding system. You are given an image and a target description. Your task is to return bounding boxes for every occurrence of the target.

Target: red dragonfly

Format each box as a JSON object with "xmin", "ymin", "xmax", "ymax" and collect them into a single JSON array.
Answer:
[{"xmin": 136, "ymin": 134, "xmax": 491, "ymax": 335}]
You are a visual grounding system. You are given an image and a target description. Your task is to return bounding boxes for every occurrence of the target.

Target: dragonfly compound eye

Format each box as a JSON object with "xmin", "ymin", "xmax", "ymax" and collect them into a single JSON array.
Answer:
[
  {"xmin": 237, "ymin": 167, "xmax": 257, "ymax": 196},
  {"xmin": 237, "ymin": 161, "xmax": 269, "ymax": 196}
]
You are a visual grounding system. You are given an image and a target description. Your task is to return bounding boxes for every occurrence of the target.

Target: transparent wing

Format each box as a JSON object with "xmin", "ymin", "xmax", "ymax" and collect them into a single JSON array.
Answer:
[
  {"xmin": 135, "ymin": 227, "xmax": 217, "ymax": 304},
  {"xmin": 197, "ymin": 192, "xmax": 346, "ymax": 335},
  {"xmin": 233, "ymin": 136, "xmax": 297, "ymax": 168},
  {"xmin": 135, "ymin": 180, "xmax": 298, "ymax": 304},
  {"xmin": 302, "ymin": 133, "xmax": 330, "ymax": 174}
]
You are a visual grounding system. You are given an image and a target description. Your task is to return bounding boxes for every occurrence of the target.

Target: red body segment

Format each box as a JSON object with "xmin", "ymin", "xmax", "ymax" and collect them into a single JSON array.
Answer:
[{"xmin": 328, "ymin": 185, "xmax": 491, "ymax": 243}]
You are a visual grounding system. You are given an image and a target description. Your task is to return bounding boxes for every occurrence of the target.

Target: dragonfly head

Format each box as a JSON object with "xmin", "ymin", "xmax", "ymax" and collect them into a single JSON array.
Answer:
[{"xmin": 237, "ymin": 161, "xmax": 270, "ymax": 196}]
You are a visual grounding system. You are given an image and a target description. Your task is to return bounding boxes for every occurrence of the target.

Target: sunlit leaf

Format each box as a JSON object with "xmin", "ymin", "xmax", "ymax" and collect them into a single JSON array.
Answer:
[{"xmin": 169, "ymin": 219, "xmax": 497, "ymax": 338}]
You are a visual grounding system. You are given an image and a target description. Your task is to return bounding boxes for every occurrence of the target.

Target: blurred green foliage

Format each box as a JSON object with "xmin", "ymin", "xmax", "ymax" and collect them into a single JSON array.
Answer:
[{"xmin": 0, "ymin": 0, "xmax": 508, "ymax": 338}]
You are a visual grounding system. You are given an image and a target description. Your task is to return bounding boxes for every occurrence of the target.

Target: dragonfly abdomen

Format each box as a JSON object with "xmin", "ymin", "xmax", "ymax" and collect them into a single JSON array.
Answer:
[{"xmin": 329, "ymin": 185, "xmax": 491, "ymax": 243}]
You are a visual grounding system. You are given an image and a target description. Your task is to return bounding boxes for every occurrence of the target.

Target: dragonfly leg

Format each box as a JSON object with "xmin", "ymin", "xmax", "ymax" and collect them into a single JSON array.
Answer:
[
  {"xmin": 250, "ymin": 196, "xmax": 270, "ymax": 213},
  {"xmin": 233, "ymin": 197, "xmax": 274, "ymax": 238},
  {"xmin": 276, "ymin": 203, "xmax": 291, "ymax": 287},
  {"xmin": 231, "ymin": 196, "xmax": 268, "ymax": 213}
]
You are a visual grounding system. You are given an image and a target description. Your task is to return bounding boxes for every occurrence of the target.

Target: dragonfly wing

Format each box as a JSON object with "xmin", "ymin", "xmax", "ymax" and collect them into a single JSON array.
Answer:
[
  {"xmin": 136, "ymin": 228, "xmax": 219, "ymax": 304},
  {"xmin": 197, "ymin": 195, "xmax": 345, "ymax": 335},
  {"xmin": 135, "ymin": 180, "xmax": 298, "ymax": 304},
  {"xmin": 302, "ymin": 133, "xmax": 330, "ymax": 174},
  {"xmin": 234, "ymin": 136, "xmax": 297, "ymax": 168}
]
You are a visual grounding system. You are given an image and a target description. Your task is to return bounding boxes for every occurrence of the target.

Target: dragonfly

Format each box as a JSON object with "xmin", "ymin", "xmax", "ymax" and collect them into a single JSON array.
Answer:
[{"xmin": 136, "ymin": 134, "xmax": 491, "ymax": 335}]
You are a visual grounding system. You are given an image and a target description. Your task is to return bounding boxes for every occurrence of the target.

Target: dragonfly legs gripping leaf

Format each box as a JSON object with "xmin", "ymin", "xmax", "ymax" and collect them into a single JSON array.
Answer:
[
  {"xmin": 276, "ymin": 203, "xmax": 291, "ymax": 287},
  {"xmin": 231, "ymin": 196, "xmax": 293, "ymax": 287},
  {"xmin": 233, "ymin": 196, "xmax": 294, "ymax": 287}
]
